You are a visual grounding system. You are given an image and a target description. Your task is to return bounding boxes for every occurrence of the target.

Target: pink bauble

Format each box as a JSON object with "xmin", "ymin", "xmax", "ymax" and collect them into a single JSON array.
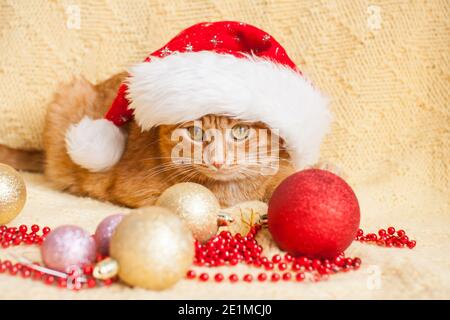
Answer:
[
  {"xmin": 41, "ymin": 225, "xmax": 96, "ymax": 272},
  {"xmin": 94, "ymin": 214, "xmax": 125, "ymax": 255},
  {"xmin": 268, "ymin": 169, "xmax": 360, "ymax": 259}
]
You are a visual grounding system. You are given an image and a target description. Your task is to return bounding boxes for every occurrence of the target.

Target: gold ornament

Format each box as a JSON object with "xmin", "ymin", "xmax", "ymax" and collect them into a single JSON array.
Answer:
[
  {"xmin": 156, "ymin": 182, "xmax": 221, "ymax": 243},
  {"xmin": 110, "ymin": 206, "xmax": 194, "ymax": 290},
  {"xmin": 0, "ymin": 163, "xmax": 26, "ymax": 224},
  {"xmin": 220, "ymin": 201, "xmax": 268, "ymax": 235}
]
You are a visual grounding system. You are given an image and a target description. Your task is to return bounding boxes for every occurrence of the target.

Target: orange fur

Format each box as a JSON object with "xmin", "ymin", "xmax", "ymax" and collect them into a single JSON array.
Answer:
[
  {"xmin": 0, "ymin": 144, "xmax": 43, "ymax": 172},
  {"xmin": 43, "ymin": 73, "xmax": 295, "ymax": 207}
]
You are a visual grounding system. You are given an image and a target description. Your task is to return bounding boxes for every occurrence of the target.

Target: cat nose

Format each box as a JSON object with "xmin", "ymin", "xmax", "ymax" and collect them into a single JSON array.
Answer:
[{"xmin": 212, "ymin": 162, "xmax": 223, "ymax": 170}]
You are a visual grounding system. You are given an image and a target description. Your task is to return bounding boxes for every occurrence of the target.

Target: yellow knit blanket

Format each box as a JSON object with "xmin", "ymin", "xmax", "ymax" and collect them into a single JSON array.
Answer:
[{"xmin": 0, "ymin": 0, "xmax": 448, "ymax": 299}]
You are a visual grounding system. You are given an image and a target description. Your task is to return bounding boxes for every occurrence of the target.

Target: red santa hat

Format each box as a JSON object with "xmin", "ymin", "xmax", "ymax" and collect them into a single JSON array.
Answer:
[{"xmin": 66, "ymin": 21, "xmax": 331, "ymax": 172}]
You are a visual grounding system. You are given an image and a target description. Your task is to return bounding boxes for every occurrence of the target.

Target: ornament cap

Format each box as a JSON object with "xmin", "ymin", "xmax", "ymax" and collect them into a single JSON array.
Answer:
[
  {"xmin": 93, "ymin": 258, "xmax": 119, "ymax": 280},
  {"xmin": 258, "ymin": 214, "xmax": 268, "ymax": 226},
  {"xmin": 217, "ymin": 213, "xmax": 234, "ymax": 227}
]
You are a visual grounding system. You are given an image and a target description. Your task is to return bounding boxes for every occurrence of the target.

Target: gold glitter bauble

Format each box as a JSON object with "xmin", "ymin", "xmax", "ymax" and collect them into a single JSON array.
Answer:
[
  {"xmin": 0, "ymin": 164, "xmax": 26, "ymax": 224},
  {"xmin": 220, "ymin": 201, "xmax": 268, "ymax": 236},
  {"xmin": 156, "ymin": 182, "xmax": 220, "ymax": 243},
  {"xmin": 110, "ymin": 206, "xmax": 194, "ymax": 290}
]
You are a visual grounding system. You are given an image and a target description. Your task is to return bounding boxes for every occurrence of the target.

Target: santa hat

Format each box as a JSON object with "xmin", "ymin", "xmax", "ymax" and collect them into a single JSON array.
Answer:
[{"xmin": 66, "ymin": 21, "xmax": 331, "ymax": 172}]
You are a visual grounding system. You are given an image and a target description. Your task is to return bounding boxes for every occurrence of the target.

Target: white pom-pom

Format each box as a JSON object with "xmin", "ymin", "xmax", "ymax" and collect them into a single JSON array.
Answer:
[{"xmin": 65, "ymin": 117, "xmax": 126, "ymax": 172}]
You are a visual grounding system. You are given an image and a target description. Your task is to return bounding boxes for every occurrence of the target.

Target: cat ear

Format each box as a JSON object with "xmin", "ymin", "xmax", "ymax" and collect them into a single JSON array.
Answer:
[{"xmin": 65, "ymin": 116, "xmax": 126, "ymax": 172}]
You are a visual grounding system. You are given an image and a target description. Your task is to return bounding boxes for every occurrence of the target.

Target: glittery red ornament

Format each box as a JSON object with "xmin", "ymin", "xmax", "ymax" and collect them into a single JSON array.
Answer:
[{"xmin": 268, "ymin": 169, "xmax": 360, "ymax": 259}]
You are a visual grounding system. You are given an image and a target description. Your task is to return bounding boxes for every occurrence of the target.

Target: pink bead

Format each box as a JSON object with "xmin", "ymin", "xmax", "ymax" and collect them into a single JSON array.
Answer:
[
  {"xmin": 94, "ymin": 214, "xmax": 125, "ymax": 256},
  {"xmin": 41, "ymin": 226, "xmax": 96, "ymax": 273}
]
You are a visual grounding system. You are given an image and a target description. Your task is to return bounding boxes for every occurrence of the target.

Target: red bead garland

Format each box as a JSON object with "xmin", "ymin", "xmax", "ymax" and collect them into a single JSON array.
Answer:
[
  {"xmin": 355, "ymin": 227, "xmax": 416, "ymax": 249},
  {"xmin": 187, "ymin": 225, "xmax": 361, "ymax": 283},
  {"xmin": 0, "ymin": 224, "xmax": 49, "ymax": 248},
  {"xmin": 0, "ymin": 224, "xmax": 117, "ymax": 290},
  {"xmin": 1, "ymin": 223, "xmax": 417, "ymax": 288},
  {"xmin": 186, "ymin": 225, "xmax": 416, "ymax": 283}
]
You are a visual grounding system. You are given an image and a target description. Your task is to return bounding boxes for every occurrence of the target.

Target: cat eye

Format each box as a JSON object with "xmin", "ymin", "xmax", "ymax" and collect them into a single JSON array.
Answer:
[
  {"xmin": 186, "ymin": 126, "xmax": 204, "ymax": 142},
  {"xmin": 231, "ymin": 124, "xmax": 250, "ymax": 141}
]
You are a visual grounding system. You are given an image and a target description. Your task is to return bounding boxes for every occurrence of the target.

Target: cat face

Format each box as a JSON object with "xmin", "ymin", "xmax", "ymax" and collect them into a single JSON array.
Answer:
[{"xmin": 158, "ymin": 115, "xmax": 289, "ymax": 182}]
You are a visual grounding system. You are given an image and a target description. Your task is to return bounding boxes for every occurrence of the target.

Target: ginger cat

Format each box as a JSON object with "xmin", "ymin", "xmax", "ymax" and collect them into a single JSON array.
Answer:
[{"xmin": 40, "ymin": 73, "xmax": 294, "ymax": 208}]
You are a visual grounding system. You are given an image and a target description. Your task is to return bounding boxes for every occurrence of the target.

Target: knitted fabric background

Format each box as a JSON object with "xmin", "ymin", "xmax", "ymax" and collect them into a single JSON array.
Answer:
[{"xmin": 0, "ymin": 0, "xmax": 449, "ymax": 299}]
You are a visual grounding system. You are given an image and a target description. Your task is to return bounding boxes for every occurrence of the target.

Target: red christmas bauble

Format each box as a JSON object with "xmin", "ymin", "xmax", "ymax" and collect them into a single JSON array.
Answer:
[{"xmin": 268, "ymin": 169, "xmax": 360, "ymax": 258}]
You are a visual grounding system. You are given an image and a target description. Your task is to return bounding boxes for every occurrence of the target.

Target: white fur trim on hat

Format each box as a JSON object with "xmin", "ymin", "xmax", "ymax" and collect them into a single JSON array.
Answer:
[
  {"xmin": 65, "ymin": 117, "xmax": 126, "ymax": 172},
  {"xmin": 127, "ymin": 51, "xmax": 331, "ymax": 168}
]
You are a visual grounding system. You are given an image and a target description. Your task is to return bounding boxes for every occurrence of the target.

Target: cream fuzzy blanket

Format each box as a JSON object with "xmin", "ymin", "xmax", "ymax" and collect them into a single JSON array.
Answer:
[
  {"xmin": 0, "ymin": 173, "xmax": 449, "ymax": 299},
  {"xmin": 0, "ymin": 0, "xmax": 449, "ymax": 299}
]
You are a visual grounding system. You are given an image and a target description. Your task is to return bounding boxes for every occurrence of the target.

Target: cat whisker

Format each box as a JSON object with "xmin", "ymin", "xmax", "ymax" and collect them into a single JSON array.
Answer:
[
  {"xmin": 143, "ymin": 162, "xmax": 193, "ymax": 180},
  {"xmin": 181, "ymin": 170, "xmax": 201, "ymax": 183},
  {"xmin": 140, "ymin": 156, "xmax": 193, "ymax": 163},
  {"xmin": 167, "ymin": 167, "xmax": 200, "ymax": 183}
]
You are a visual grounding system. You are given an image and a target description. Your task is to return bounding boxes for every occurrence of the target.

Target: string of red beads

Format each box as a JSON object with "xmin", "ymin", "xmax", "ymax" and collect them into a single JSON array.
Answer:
[
  {"xmin": 0, "ymin": 224, "xmax": 116, "ymax": 290},
  {"xmin": 0, "ymin": 224, "xmax": 50, "ymax": 248},
  {"xmin": 186, "ymin": 225, "xmax": 362, "ymax": 283},
  {"xmin": 355, "ymin": 227, "xmax": 416, "ymax": 249},
  {"xmin": 1, "ymin": 223, "xmax": 417, "ymax": 288}
]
